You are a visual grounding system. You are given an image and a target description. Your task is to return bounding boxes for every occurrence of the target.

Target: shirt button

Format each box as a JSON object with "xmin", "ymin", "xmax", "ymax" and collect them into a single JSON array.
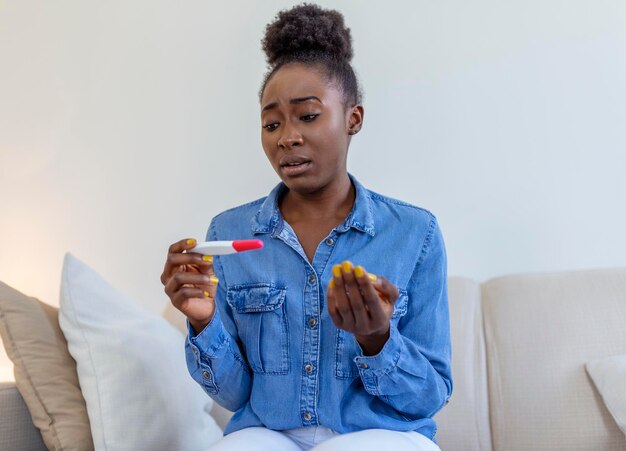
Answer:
[
  {"xmin": 358, "ymin": 362, "xmax": 369, "ymax": 369},
  {"xmin": 325, "ymin": 238, "xmax": 335, "ymax": 246},
  {"xmin": 308, "ymin": 317, "xmax": 317, "ymax": 328},
  {"xmin": 308, "ymin": 274, "xmax": 316, "ymax": 284},
  {"xmin": 202, "ymin": 370, "xmax": 210, "ymax": 379},
  {"xmin": 304, "ymin": 364, "xmax": 314, "ymax": 374},
  {"xmin": 303, "ymin": 412, "xmax": 312, "ymax": 421}
]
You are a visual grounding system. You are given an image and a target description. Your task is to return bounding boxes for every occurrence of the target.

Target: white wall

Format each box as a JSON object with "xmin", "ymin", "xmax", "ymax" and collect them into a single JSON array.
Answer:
[{"xmin": 1, "ymin": 0, "xmax": 625, "ymax": 321}]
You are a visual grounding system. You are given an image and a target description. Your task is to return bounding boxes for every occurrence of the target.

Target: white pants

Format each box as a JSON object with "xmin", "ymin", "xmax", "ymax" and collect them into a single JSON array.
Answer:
[{"xmin": 207, "ymin": 426, "xmax": 442, "ymax": 451}]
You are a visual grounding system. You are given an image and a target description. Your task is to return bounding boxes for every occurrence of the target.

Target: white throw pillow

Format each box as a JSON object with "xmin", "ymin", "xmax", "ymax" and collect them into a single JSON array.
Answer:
[
  {"xmin": 58, "ymin": 253, "xmax": 222, "ymax": 451},
  {"xmin": 586, "ymin": 354, "xmax": 626, "ymax": 437}
]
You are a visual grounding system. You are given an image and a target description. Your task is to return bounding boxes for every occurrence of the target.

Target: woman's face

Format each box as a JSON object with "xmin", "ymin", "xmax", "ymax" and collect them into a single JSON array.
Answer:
[{"xmin": 260, "ymin": 63, "xmax": 363, "ymax": 196}]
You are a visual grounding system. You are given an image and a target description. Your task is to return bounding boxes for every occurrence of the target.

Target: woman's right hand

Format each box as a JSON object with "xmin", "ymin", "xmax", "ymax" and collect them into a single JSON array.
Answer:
[{"xmin": 160, "ymin": 238, "xmax": 219, "ymax": 335}]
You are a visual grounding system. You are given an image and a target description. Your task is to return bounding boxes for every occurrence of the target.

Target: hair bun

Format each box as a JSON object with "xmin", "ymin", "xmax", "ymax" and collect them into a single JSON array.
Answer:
[{"xmin": 262, "ymin": 3, "xmax": 353, "ymax": 67}]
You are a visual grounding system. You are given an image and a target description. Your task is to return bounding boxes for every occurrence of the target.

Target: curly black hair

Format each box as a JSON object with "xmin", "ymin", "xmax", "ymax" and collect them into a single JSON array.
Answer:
[{"xmin": 259, "ymin": 3, "xmax": 363, "ymax": 107}]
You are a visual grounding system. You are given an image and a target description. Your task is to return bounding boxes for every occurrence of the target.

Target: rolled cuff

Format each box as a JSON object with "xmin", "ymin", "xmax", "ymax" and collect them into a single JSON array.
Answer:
[
  {"xmin": 187, "ymin": 308, "xmax": 229, "ymax": 359},
  {"xmin": 353, "ymin": 324, "xmax": 403, "ymax": 394}
]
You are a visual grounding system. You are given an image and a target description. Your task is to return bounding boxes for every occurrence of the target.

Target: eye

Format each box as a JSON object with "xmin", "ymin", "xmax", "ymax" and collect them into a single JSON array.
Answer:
[
  {"xmin": 263, "ymin": 123, "xmax": 279, "ymax": 132},
  {"xmin": 301, "ymin": 114, "xmax": 319, "ymax": 122}
]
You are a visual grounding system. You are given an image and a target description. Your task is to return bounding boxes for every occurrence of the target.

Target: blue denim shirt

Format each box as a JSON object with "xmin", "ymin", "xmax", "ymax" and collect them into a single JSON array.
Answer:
[{"xmin": 185, "ymin": 175, "xmax": 452, "ymax": 441}]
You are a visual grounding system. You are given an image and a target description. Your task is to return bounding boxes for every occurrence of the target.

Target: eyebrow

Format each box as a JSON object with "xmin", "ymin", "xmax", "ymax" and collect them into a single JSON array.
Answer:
[{"xmin": 262, "ymin": 96, "xmax": 323, "ymax": 112}]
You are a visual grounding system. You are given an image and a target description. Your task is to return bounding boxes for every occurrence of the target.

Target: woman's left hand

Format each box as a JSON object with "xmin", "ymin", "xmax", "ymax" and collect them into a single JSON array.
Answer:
[{"xmin": 326, "ymin": 261, "xmax": 400, "ymax": 356}]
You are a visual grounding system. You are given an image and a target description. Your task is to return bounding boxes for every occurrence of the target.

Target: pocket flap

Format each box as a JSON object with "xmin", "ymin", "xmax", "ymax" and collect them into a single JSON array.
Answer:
[
  {"xmin": 392, "ymin": 289, "xmax": 408, "ymax": 318},
  {"xmin": 227, "ymin": 283, "xmax": 286, "ymax": 313}
]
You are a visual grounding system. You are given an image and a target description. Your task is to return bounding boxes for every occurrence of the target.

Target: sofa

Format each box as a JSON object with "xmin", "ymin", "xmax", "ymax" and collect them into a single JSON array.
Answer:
[{"xmin": 2, "ymin": 265, "xmax": 625, "ymax": 450}]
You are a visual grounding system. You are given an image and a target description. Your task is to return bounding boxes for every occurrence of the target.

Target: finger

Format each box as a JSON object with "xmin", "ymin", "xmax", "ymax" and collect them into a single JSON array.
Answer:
[
  {"xmin": 164, "ymin": 272, "xmax": 213, "ymax": 297},
  {"xmin": 183, "ymin": 263, "xmax": 214, "ymax": 280},
  {"xmin": 326, "ymin": 279, "xmax": 343, "ymax": 328},
  {"xmin": 332, "ymin": 263, "xmax": 355, "ymax": 330},
  {"xmin": 354, "ymin": 266, "xmax": 387, "ymax": 324},
  {"xmin": 206, "ymin": 275, "xmax": 219, "ymax": 299},
  {"xmin": 343, "ymin": 263, "xmax": 371, "ymax": 328},
  {"xmin": 376, "ymin": 276, "xmax": 400, "ymax": 305},
  {"xmin": 171, "ymin": 285, "xmax": 212, "ymax": 309},
  {"xmin": 168, "ymin": 238, "xmax": 199, "ymax": 255},
  {"xmin": 179, "ymin": 260, "xmax": 215, "ymax": 279},
  {"xmin": 161, "ymin": 238, "xmax": 201, "ymax": 284},
  {"xmin": 167, "ymin": 252, "xmax": 214, "ymax": 274},
  {"xmin": 186, "ymin": 270, "xmax": 218, "ymax": 289},
  {"xmin": 194, "ymin": 255, "xmax": 215, "ymax": 276},
  {"xmin": 167, "ymin": 252, "xmax": 211, "ymax": 266}
]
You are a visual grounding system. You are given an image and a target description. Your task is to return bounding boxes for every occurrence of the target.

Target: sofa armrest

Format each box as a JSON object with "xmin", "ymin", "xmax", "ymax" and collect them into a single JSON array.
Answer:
[{"xmin": 0, "ymin": 382, "xmax": 47, "ymax": 451}]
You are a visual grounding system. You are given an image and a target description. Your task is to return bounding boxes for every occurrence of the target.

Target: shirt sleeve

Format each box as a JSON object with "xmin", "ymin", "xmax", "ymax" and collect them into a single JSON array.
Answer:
[
  {"xmin": 184, "ymin": 220, "xmax": 252, "ymax": 412},
  {"xmin": 353, "ymin": 216, "xmax": 453, "ymax": 419}
]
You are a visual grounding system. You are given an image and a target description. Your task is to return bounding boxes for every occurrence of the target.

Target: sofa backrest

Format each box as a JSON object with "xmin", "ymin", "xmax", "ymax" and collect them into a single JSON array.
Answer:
[
  {"xmin": 433, "ymin": 276, "xmax": 492, "ymax": 451},
  {"xmin": 482, "ymin": 267, "xmax": 626, "ymax": 451},
  {"xmin": 161, "ymin": 268, "xmax": 626, "ymax": 450},
  {"xmin": 162, "ymin": 276, "xmax": 495, "ymax": 448}
]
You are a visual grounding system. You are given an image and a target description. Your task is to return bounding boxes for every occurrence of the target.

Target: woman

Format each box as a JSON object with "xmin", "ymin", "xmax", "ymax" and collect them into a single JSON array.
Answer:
[{"xmin": 161, "ymin": 4, "xmax": 452, "ymax": 450}]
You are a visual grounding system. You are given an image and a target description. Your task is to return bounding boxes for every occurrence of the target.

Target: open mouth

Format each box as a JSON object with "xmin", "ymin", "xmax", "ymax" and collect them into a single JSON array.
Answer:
[
  {"xmin": 280, "ymin": 161, "xmax": 311, "ymax": 168},
  {"xmin": 279, "ymin": 160, "xmax": 312, "ymax": 176}
]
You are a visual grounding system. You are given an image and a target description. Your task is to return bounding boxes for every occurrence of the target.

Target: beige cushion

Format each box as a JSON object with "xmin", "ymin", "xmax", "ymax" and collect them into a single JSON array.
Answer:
[
  {"xmin": 482, "ymin": 268, "xmax": 626, "ymax": 451},
  {"xmin": 434, "ymin": 276, "xmax": 492, "ymax": 451},
  {"xmin": 0, "ymin": 281, "xmax": 93, "ymax": 451}
]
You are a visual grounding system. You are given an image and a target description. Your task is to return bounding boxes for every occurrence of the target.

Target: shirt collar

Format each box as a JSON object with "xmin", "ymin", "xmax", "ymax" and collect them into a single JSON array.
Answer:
[{"xmin": 251, "ymin": 173, "xmax": 376, "ymax": 237}]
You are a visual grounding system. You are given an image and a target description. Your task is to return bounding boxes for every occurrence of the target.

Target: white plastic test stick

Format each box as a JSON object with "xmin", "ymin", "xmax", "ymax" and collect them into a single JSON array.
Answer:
[{"xmin": 188, "ymin": 240, "xmax": 264, "ymax": 256}]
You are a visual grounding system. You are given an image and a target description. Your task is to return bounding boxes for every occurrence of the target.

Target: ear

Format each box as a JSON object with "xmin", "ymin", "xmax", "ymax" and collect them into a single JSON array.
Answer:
[{"xmin": 347, "ymin": 104, "xmax": 364, "ymax": 136}]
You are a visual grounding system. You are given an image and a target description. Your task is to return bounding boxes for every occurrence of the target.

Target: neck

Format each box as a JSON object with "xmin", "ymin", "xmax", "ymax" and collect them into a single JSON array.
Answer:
[{"xmin": 279, "ymin": 174, "xmax": 355, "ymax": 223}]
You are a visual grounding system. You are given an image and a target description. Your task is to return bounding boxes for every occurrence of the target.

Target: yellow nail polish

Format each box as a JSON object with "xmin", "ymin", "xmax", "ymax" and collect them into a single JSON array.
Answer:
[
  {"xmin": 202, "ymin": 255, "xmax": 213, "ymax": 262},
  {"xmin": 342, "ymin": 261, "xmax": 352, "ymax": 274},
  {"xmin": 186, "ymin": 239, "xmax": 196, "ymax": 246},
  {"xmin": 332, "ymin": 264, "xmax": 342, "ymax": 277},
  {"xmin": 329, "ymin": 279, "xmax": 335, "ymax": 288},
  {"xmin": 209, "ymin": 276, "xmax": 219, "ymax": 285},
  {"xmin": 368, "ymin": 273, "xmax": 378, "ymax": 282},
  {"xmin": 203, "ymin": 291, "xmax": 209, "ymax": 297},
  {"xmin": 354, "ymin": 266, "xmax": 365, "ymax": 278}
]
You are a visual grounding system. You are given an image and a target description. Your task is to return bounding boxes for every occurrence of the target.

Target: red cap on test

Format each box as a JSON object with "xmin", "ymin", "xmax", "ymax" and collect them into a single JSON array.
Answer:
[{"xmin": 232, "ymin": 239, "xmax": 264, "ymax": 252}]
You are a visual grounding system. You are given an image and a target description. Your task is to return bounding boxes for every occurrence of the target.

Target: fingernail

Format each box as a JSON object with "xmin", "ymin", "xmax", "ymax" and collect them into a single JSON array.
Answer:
[
  {"xmin": 203, "ymin": 291, "xmax": 209, "ymax": 297},
  {"xmin": 209, "ymin": 276, "xmax": 219, "ymax": 285},
  {"xmin": 332, "ymin": 264, "xmax": 342, "ymax": 277},
  {"xmin": 329, "ymin": 279, "xmax": 335, "ymax": 288},
  {"xmin": 202, "ymin": 255, "xmax": 213, "ymax": 262},
  {"xmin": 354, "ymin": 266, "xmax": 365, "ymax": 278},
  {"xmin": 368, "ymin": 273, "xmax": 378, "ymax": 282},
  {"xmin": 341, "ymin": 261, "xmax": 352, "ymax": 274},
  {"xmin": 187, "ymin": 239, "xmax": 196, "ymax": 246}
]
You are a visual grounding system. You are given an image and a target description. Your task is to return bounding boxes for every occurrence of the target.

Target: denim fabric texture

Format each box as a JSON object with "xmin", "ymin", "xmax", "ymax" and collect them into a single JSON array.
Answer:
[{"xmin": 185, "ymin": 174, "xmax": 453, "ymax": 442}]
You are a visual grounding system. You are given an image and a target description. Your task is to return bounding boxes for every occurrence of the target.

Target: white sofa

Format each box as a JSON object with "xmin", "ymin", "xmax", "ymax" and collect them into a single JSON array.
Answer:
[{"xmin": 2, "ymin": 267, "xmax": 626, "ymax": 450}]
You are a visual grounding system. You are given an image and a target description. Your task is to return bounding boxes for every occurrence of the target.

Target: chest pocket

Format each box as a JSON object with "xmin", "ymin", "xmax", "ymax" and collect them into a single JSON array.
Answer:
[
  {"xmin": 335, "ymin": 289, "xmax": 408, "ymax": 379},
  {"xmin": 227, "ymin": 283, "xmax": 289, "ymax": 375}
]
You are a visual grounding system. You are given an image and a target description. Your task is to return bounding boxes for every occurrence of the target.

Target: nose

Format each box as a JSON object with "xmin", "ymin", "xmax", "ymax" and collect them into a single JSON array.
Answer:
[{"xmin": 277, "ymin": 122, "xmax": 303, "ymax": 150}]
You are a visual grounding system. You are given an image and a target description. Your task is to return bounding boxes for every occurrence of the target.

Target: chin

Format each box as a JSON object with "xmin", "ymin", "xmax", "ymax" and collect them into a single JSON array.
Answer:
[{"xmin": 278, "ymin": 174, "xmax": 315, "ymax": 193}]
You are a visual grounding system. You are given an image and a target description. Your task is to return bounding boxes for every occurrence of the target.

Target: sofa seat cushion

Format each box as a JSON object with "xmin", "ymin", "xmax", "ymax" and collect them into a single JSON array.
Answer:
[{"xmin": 0, "ymin": 383, "xmax": 47, "ymax": 451}]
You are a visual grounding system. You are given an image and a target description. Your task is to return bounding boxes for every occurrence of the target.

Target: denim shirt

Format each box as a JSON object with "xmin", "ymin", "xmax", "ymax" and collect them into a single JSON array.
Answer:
[{"xmin": 185, "ymin": 175, "xmax": 453, "ymax": 441}]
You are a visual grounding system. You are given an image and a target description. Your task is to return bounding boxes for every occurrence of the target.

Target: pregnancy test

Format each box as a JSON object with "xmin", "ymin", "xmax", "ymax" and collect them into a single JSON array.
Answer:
[{"xmin": 188, "ymin": 240, "xmax": 264, "ymax": 256}]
